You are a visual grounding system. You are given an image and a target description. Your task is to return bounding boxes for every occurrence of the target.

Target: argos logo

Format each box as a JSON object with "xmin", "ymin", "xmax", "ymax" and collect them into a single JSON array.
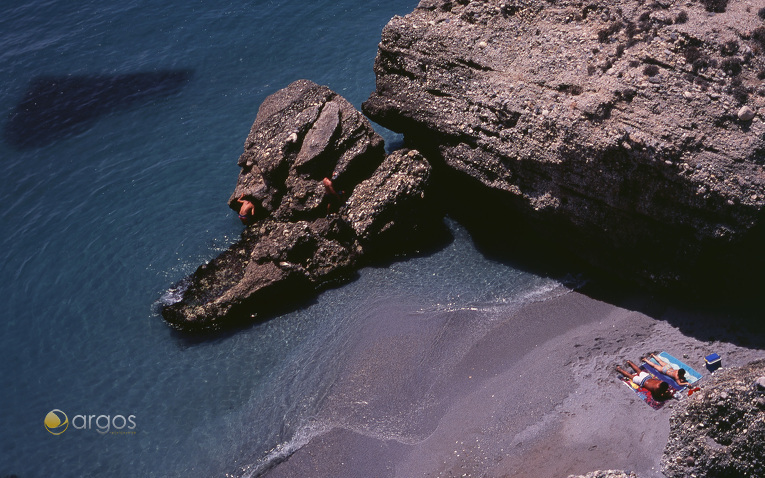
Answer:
[
  {"xmin": 44, "ymin": 409, "xmax": 69, "ymax": 435},
  {"xmin": 45, "ymin": 409, "xmax": 136, "ymax": 435}
]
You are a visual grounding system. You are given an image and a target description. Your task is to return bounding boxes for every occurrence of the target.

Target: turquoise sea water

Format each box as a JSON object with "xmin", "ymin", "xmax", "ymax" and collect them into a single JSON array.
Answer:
[{"xmin": 0, "ymin": 1, "xmax": 568, "ymax": 476}]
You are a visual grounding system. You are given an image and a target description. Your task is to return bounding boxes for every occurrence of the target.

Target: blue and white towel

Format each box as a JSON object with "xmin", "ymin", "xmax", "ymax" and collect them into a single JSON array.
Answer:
[{"xmin": 643, "ymin": 352, "xmax": 702, "ymax": 390}]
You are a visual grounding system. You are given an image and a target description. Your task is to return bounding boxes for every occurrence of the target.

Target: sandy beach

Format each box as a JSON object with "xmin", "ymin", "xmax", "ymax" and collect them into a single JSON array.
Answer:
[{"xmin": 263, "ymin": 284, "xmax": 763, "ymax": 478}]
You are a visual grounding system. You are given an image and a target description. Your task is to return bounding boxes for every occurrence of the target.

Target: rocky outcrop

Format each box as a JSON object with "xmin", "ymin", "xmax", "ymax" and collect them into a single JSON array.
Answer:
[
  {"xmin": 162, "ymin": 0, "xmax": 765, "ymax": 328},
  {"xmin": 569, "ymin": 361, "xmax": 765, "ymax": 478},
  {"xmin": 161, "ymin": 80, "xmax": 433, "ymax": 331},
  {"xmin": 567, "ymin": 471, "xmax": 639, "ymax": 478},
  {"xmin": 662, "ymin": 359, "xmax": 765, "ymax": 478},
  {"xmin": 363, "ymin": 0, "xmax": 765, "ymax": 291}
]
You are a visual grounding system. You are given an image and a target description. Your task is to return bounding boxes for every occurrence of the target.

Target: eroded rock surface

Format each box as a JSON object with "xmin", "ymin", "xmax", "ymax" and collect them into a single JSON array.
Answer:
[
  {"xmin": 567, "ymin": 471, "xmax": 640, "ymax": 478},
  {"xmin": 662, "ymin": 359, "xmax": 765, "ymax": 478},
  {"xmin": 569, "ymin": 360, "xmax": 765, "ymax": 478},
  {"xmin": 363, "ymin": 0, "xmax": 765, "ymax": 290},
  {"xmin": 161, "ymin": 80, "xmax": 432, "ymax": 331}
]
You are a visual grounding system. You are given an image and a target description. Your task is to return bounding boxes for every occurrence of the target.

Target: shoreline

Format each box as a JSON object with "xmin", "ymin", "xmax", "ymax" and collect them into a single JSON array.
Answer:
[{"xmin": 263, "ymin": 287, "xmax": 764, "ymax": 478}]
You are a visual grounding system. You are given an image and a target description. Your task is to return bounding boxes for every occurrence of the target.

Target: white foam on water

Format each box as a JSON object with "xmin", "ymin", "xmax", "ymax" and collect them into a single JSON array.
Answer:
[
  {"xmin": 239, "ymin": 421, "xmax": 333, "ymax": 478},
  {"xmin": 158, "ymin": 278, "xmax": 189, "ymax": 306},
  {"xmin": 415, "ymin": 277, "xmax": 570, "ymax": 318}
]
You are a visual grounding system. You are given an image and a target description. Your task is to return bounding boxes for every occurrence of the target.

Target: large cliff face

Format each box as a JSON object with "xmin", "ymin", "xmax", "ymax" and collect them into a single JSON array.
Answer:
[{"xmin": 363, "ymin": 0, "xmax": 765, "ymax": 290}]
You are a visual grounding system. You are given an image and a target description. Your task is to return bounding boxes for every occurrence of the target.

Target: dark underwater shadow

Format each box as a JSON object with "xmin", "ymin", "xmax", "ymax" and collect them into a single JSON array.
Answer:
[{"xmin": 3, "ymin": 69, "xmax": 194, "ymax": 149}]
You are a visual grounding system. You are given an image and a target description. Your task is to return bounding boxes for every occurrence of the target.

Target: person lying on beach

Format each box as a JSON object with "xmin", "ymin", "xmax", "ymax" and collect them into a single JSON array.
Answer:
[
  {"xmin": 236, "ymin": 194, "xmax": 256, "ymax": 225},
  {"xmin": 642, "ymin": 353, "xmax": 690, "ymax": 387},
  {"xmin": 616, "ymin": 360, "xmax": 673, "ymax": 401}
]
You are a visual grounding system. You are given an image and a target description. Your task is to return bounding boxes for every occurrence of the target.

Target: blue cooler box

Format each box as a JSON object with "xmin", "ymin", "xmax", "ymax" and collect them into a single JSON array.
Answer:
[{"xmin": 705, "ymin": 353, "xmax": 722, "ymax": 371}]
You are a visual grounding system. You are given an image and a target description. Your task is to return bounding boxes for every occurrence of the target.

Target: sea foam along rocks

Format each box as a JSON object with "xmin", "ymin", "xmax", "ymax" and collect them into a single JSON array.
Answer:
[
  {"xmin": 363, "ymin": 0, "xmax": 765, "ymax": 293},
  {"xmin": 161, "ymin": 80, "xmax": 433, "ymax": 331}
]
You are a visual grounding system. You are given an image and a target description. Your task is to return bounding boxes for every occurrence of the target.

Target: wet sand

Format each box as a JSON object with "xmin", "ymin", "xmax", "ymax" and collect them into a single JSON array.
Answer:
[{"xmin": 264, "ymin": 287, "xmax": 764, "ymax": 478}]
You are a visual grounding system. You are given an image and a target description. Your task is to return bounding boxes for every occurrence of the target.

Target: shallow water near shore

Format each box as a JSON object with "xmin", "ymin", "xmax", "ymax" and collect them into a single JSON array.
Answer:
[{"xmin": 0, "ymin": 1, "xmax": 574, "ymax": 476}]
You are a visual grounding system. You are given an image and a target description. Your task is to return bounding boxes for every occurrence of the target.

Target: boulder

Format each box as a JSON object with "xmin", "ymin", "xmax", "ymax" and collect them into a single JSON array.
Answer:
[
  {"xmin": 569, "ymin": 360, "xmax": 765, "ymax": 478},
  {"xmin": 161, "ymin": 80, "xmax": 433, "ymax": 331},
  {"xmin": 363, "ymin": 0, "xmax": 765, "ymax": 291},
  {"xmin": 345, "ymin": 148, "xmax": 432, "ymax": 244},
  {"xmin": 229, "ymin": 79, "xmax": 386, "ymax": 221},
  {"xmin": 662, "ymin": 359, "xmax": 765, "ymax": 478}
]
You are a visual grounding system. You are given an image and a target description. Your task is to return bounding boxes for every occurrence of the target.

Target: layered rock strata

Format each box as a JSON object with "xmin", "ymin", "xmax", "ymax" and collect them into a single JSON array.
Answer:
[
  {"xmin": 161, "ymin": 80, "xmax": 432, "ymax": 330},
  {"xmin": 363, "ymin": 0, "xmax": 765, "ymax": 290}
]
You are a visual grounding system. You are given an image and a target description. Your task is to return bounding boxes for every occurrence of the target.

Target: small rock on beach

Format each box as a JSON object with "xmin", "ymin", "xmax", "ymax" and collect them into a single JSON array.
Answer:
[{"xmin": 738, "ymin": 106, "xmax": 756, "ymax": 121}]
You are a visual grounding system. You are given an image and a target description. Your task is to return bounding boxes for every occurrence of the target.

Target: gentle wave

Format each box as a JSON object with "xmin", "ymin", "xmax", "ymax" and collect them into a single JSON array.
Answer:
[
  {"xmin": 235, "ymin": 277, "xmax": 581, "ymax": 477},
  {"xmin": 414, "ymin": 277, "xmax": 571, "ymax": 316},
  {"xmin": 239, "ymin": 421, "xmax": 333, "ymax": 478}
]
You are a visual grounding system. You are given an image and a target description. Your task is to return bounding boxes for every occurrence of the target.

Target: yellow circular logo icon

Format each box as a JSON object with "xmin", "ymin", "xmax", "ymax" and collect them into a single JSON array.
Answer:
[{"xmin": 44, "ymin": 409, "xmax": 69, "ymax": 435}]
